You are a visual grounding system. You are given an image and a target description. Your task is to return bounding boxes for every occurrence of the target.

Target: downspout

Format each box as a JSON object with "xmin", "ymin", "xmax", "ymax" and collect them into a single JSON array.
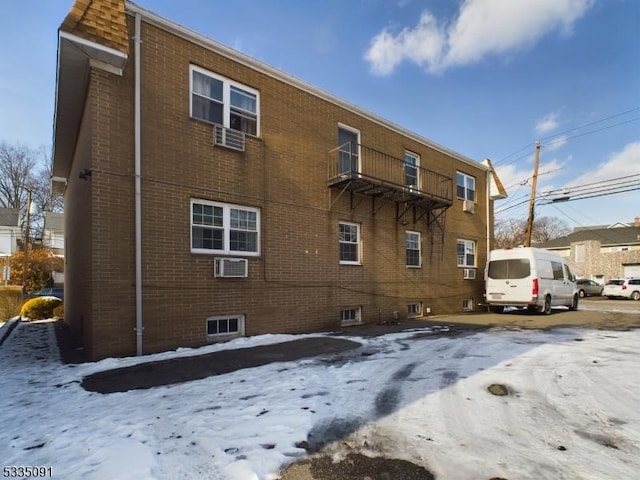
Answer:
[
  {"xmin": 134, "ymin": 13, "xmax": 143, "ymax": 355},
  {"xmin": 486, "ymin": 168, "xmax": 491, "ymax": 259}
]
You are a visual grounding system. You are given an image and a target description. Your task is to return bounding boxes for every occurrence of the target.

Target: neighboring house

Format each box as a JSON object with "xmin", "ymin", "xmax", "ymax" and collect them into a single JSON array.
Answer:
[
  {"xmin": 0, "ymin": 208, "xmax": 20, "ymax": 258},
  {"xmin": 537, "ymin": 218, "xmax": 640, "ymax": 283},
  {"xmin": 52, "ymin": 0, "xmax": 507, "ymax": 360},
  {"xmin": 43, "ymin": 212, "xmax": 65, "ymax": 287},
  {"xmin": 43, "ymin": 212, "xmax": 65, "ymax": 255}
]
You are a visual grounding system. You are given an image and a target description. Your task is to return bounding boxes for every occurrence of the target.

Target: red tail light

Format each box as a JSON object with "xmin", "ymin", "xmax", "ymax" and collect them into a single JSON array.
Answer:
[
  {"xmin": 532, "ymin": 278, "xmax": 539, "ymax": 295},
  {"xmin": 622, "ymin": 284, "xmax": 627, "ymax": 290}
]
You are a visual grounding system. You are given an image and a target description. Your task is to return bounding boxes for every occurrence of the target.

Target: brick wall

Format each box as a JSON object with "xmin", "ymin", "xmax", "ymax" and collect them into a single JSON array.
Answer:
[
  {"xmin": 70, "ymin": 15, "xmax": 491, "ymax": 359},
  {"xmin": 565, "ymin": 240, "xmax": 640, "ymax": 281}
]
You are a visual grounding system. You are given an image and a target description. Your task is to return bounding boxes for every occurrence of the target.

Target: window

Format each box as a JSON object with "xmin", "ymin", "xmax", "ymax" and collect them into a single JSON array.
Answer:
[
  {"xmin": 190, "ymin": 65, "xmax": 259, "ymax": 136},
  {"xmin": 456, "ymin": 172, "xmax": 476, "ymax": 201},
  {"xmin": 206, "ymin": 315, "xmax": 244, "ymax": 337},
  {"xmin": 404, "ymin": 151, "xmax": 420, "ymax": 188},
  {"xmin": 462, "ymin": 298, "xmax": 474, "ymax": 311},
  {"xmin": 405, "ymin": 231, "xmax": 421, "ymax": 267},
  {"xmin": 551, "ymin": 261, "xmax": 564, "ymax": 280},
  {"xmin": 191, "ymin": 199, "xmax": 260, "ymax": 256},
  {"xmin": 457, "ymin": 239, "xmax": 476, "ymax": 267},
  {"xmin": 339, "ymin": 221, "xmax": 361, "ymax": 264},
  {"xmin": 341, "ymin": 307, "xmax": 361, "ymax": 326},
  {"xmin": 337, "ymin": 125, "xmax": 360, "ymax": 175},
  {"xmin": 488, "ymin": 259, "xmax": 530, "ymax": 279},
  {"xmin": 407, "ymin": 302, "xmax": 422, "ymax": 318},
  {"xmin": 575, "ymin": 244, "xmax": 585, "ymax": 262}
]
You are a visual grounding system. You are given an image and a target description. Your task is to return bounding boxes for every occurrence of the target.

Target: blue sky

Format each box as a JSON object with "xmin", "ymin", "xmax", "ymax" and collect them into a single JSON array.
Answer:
[{"xmin": 1, "ymin": 0, "xmax": 639, "ymax": 229}]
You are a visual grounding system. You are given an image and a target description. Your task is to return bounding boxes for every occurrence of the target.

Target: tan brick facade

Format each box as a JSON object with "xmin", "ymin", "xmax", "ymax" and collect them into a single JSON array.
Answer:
[{"xmin": 56, "ymin": 4, "xmax": 497, "ymax": 359}]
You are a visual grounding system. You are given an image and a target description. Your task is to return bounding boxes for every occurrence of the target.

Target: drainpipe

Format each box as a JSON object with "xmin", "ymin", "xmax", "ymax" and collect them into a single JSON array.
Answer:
[
  {"xmin": 134, "ymin": 13, "xmax": 143, "ymax": 356},
  {"xmin": 486, "ymin": 167, "xmax": 491, "ymax": 259}
]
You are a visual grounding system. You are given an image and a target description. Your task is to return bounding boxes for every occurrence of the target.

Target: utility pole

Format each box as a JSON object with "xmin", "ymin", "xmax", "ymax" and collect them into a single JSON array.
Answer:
[
  {"xmin": 523, "ymin": 141, "xmax": 540, "ymax": 247},
  {"xmin": 22, "ymin": 189, "xmax": 32, "ymax": 292}
]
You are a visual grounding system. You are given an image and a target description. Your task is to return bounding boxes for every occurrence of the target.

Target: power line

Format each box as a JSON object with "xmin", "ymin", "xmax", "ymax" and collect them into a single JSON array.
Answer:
[
  {"xmin": 493, "ymin": 107, "xmax": 640, "ymax": 167},
  {"xmin": 542, "ymin": 173, "xmax": 640, "ymax": 195},
  {"xmin": 496, "ymin": 179, "xmax": 640, "ymax": 215}
]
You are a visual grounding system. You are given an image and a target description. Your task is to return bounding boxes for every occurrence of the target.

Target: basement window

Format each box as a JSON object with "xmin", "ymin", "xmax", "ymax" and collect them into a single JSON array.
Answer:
[
  {"xmin": 206, "ymin": 315, "xmax": 245, "ymax": 337},
  {"xmin": 341, "ymin": 307, "xmax": 362, "ymax": 326},
  {"xmin": 462, "ymin": 298, "xmax": 474, "ymax": 312},
  {"xmin": 407, "ymin": 302, "xmax": 423, "ymax": 318}
]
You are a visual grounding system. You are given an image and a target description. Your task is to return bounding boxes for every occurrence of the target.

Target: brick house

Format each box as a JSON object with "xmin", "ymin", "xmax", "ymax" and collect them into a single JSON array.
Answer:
[
  {"xmin": 53, "ymin": 0, "xmax": 506, "ymax": 360},
  {"xmin": 537, "ymin": 218, "xmax": 640, "ymax": 283}
]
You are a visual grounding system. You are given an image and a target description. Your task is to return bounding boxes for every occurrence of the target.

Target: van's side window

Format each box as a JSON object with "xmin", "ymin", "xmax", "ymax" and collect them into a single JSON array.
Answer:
[
  {"xmin": 551, "ymin": 261, "xmax": 564, "ymax": 280},
  {"xmin": 563, "ymin": 264, "xmax": 575, "ymax": 282}
]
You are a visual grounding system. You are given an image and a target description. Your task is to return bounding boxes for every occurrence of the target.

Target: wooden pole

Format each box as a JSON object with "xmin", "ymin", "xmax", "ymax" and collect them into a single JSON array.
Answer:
[
  {"xmin": 523, "ymin": 141, "xmax": 540, "ymax": 247},
  {"xmin": 22, "ymin": 189, "xmax": 32, "ymax": 292}
]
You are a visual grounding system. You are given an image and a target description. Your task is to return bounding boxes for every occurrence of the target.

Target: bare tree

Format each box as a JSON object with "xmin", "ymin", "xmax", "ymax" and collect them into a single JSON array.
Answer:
[
  {"xmin": 494, "ymin": 216, "xmax": 570, "ymax": 249},
  {"xmin": 494, "ymin": 217, "xmax": 527, "ymax": 249},
  {"xmin": 0, "ymin": 141, "xmax": 37, "ymax": 213},
  {"xmin": 531, "ymin": 216, "xmax": 571, "ymax": 244},
  {"xmin": 0, "ymin": 140, "xmax": 59, "ymax": 240}
]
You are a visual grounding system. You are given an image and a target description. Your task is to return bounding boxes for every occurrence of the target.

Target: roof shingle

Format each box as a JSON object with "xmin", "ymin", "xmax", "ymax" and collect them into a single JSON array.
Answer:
[{"xmin": 60, "ymin": 0, "xmax": 129, "ymax": 54}]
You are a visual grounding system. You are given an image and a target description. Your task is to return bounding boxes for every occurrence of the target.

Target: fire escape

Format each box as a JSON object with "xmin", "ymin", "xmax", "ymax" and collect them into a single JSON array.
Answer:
[{"xmin": 328, "ymin": 142, "xmax": 453, "ymax": 259}]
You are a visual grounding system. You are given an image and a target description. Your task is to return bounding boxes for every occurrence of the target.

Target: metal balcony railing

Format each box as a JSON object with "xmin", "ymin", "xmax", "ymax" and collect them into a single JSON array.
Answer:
[{"xmin": 328, "ymin": 143, "xmax": 453, "ymax": 209}]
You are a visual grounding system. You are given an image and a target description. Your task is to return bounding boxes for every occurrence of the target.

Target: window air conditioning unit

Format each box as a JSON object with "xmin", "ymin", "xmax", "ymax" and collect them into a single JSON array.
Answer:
[
  {"xmin": 462, "ymin": 200, "xmax": 475, "ymax": 213},
  {"xmin": 463, "ymin": 268, "xmax": 476, "ymax": 280},
  {"xmin": 213, "ymin": 124, "xmax": 246, "ymax": 151},
  {"xmin": 214, "ymin": 257, "xmax": 248, "ymax": 278}
]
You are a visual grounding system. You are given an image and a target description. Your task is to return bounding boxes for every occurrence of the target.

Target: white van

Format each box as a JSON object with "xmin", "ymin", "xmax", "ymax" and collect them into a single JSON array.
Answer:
[{"xmin": 484, "ymin": 247, "xmax": 579, "ymax": 314}]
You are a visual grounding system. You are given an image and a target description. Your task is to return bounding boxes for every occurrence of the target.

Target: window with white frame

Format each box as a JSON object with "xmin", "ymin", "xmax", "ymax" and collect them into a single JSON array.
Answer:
[
  {"xmin": 462, "ymin": 298, "xmax": 473, "ymax": 311},
  {"xmin": 206, "ymin": 315, "xmax": 244, "ymax": 337},
  {"xmin": 339, "ymin": 221, "xmax": 361, "ymax": 264},
  {"xmin": 341, "ymin": 307, "xmax": 361, "ymax": 325},
  {"xmin": 404, "ymin": 151, "xmax": 420, "ymax": 188},
  {"xmin": 456, "ymin": 172, "xmax": 476, "ymax": 202},
  {"xmin": 407, "ymin": 302, "xmax": 422, "ymax": 317},
  {"xmin": 456, "ymin": 239, "xmax": 476, "ymax": 267},
  {"xmin": 405, "ymin": 231, "xmax": 421, "ymax": 267},
  {"xmin": 190, "ymin": 65, "xmax": 259, "ymax": 136},
  {"xmin": 191, "ymin": 199, "xmax": 260, "ymax": 255}
]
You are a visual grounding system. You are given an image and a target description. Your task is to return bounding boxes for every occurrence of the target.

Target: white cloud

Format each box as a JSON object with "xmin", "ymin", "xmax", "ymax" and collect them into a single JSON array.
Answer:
[
  {"xmin": 568, "ymin": 141, "xmax": 640, "ymax": 187},
  {"xmin": 545, "ymin": 134, "xmax": 568, "ymax": 151},
  {"xmin": 536, "ymin": 113, "xmax": 560, "ymax": 134},
  {"xmin": 365, "ymin": 0, "xmax": 594, "ymax": 74}
]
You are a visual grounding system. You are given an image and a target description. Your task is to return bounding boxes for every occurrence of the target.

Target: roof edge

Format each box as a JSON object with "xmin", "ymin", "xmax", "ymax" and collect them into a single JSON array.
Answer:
[{"xmin": 125, "ymin": 1, "xmax": 487, "ymax": 172}]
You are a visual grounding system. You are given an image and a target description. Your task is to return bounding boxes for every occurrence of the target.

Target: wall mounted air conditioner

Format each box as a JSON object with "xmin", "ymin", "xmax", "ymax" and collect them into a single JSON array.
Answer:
[
  {"xmin": 462, "ymin": 200, "xmax": 475, "ymax": 213},
  {"xmin": 213, "ymin": 124, "xmax": 246, "ymax": 151},
  {"xmin": 214, "ymin": 257, "xmax": 248, "ymax": 278},
  {"xmin": 463, "ymin": 268, "xmax": 476, "ymax": 280}
]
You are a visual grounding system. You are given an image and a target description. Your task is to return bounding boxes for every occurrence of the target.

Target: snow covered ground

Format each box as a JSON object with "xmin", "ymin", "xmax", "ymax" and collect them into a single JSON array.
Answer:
[{"xmin": 1, "ymin": 319, "xmax": 639, "ymax": 480}]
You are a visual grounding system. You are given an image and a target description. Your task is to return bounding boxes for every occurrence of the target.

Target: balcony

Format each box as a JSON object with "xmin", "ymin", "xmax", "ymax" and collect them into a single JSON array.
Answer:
[{"xmin": 327, "ymin": 143, "xmax": 453, "ymax": 213}]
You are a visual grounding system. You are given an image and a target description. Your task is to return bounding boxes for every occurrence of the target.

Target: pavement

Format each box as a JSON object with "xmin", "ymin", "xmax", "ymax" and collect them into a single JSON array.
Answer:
[
  {"xmin": 51, "ymin": 304, "xmax": 640, "ymax": 395},
  {"xmin": 55, "ymin": 318, "xmax": 483, "ymax": 394},
  {"xmin": 5, "ymin": 305, "xmax": 640, "ymax": 480}
]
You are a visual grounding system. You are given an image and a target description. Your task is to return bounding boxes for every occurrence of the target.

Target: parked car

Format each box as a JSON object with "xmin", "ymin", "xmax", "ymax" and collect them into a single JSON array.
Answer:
[
  {"xmin": 24, "ymin": 288, "xmax": 64, "ymax": 302},
  {"xmin": 603, "ymin": 279, "xmax": 640, "ymax": 300},
  {"xmin": 484, "ymin": 247, "xmax": 578, "ymax": 314},
  {"xmin": 576, "ymin": 279, "xmax": 604, "ymax": 298}
]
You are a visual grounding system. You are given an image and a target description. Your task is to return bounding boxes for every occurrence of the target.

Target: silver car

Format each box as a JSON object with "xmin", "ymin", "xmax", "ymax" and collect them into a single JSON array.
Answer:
[{"xmin": 576, "ymin": 279, "xmax": 603, "ymax": 298}]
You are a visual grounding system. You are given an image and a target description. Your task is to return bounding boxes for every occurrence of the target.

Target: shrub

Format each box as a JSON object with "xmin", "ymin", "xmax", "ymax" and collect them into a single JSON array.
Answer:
[
  {"xmin": 0, "ymin": 286, "xmax": 23, "ymax": 321},
  {"xmin": 53, "ymin": 303, "xmax": 64, "ymax": 319},
  {"xmin": 20, "ymin": 297, "xmax": 63, "ymax": 321}
]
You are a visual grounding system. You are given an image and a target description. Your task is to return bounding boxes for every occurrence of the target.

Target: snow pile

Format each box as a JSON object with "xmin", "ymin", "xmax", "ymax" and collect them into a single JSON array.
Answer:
[{"xmin": 1, "ymin": 320, "xmax": 638, "ymax": 479}]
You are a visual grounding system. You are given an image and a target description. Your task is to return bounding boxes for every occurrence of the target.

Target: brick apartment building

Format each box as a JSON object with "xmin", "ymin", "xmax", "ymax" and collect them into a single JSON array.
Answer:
[{"xmin": 53, "ymin": 0, "xmax": 506, "ymax": 360}]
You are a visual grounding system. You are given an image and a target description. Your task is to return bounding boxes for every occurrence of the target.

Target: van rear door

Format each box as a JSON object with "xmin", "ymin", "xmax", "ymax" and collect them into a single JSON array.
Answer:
[{"xmin": 486, "ymin": 258, "xmax": 532, "ymax": 304}]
